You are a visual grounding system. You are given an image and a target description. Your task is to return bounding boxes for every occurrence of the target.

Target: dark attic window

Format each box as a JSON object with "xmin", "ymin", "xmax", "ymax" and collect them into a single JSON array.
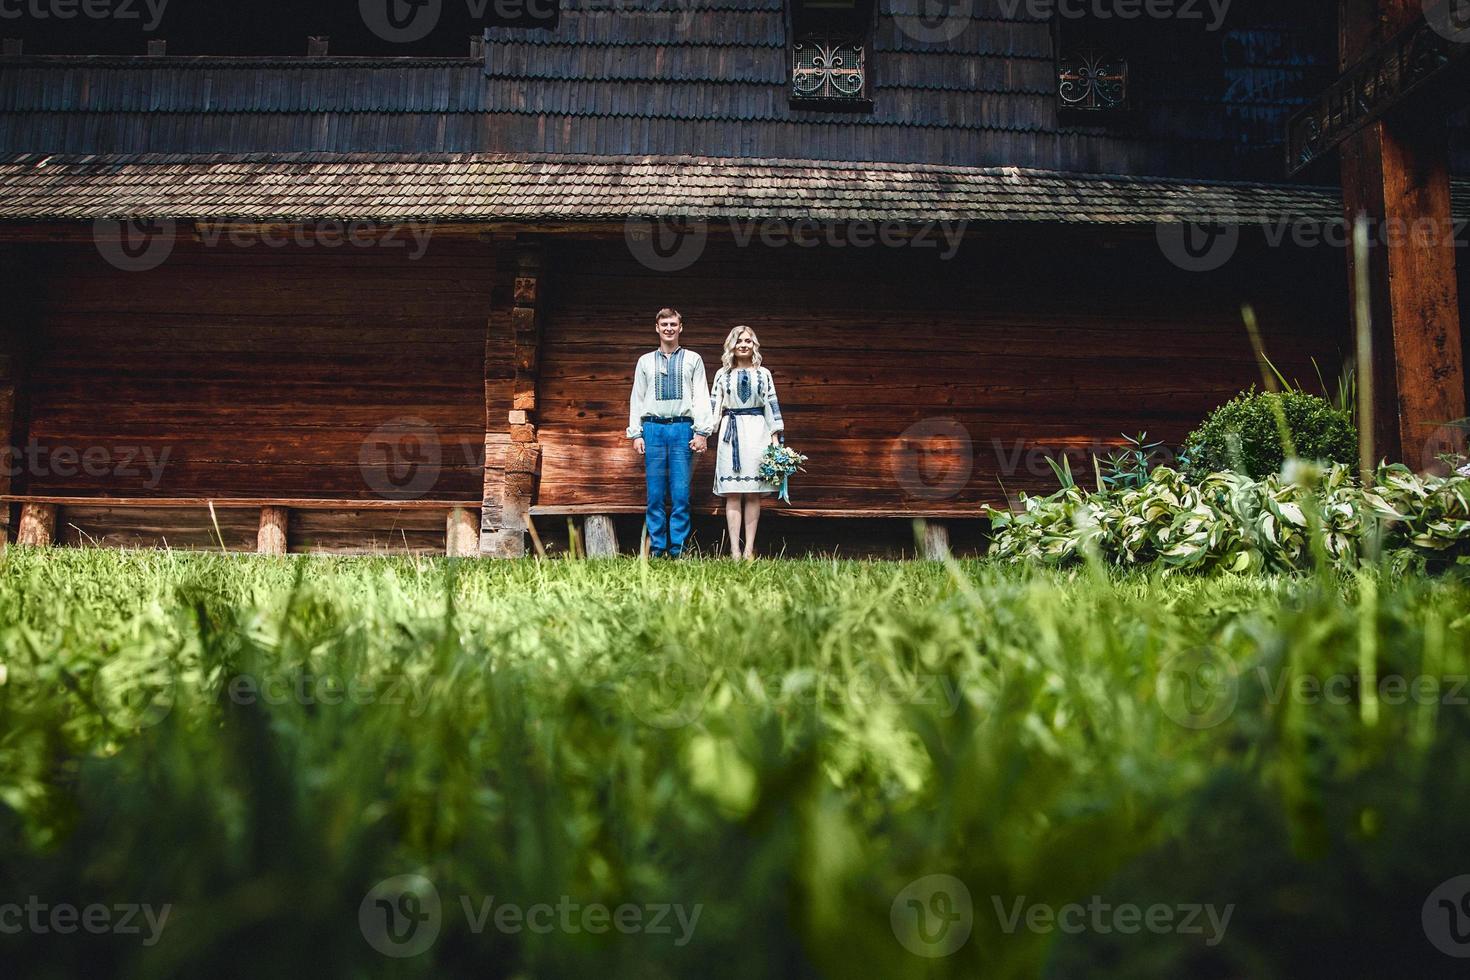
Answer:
[
  {"xmin": 788, "ymin": 0, "xmax": 874, "ymax": 111},
  {"xmin": 1054, "ymin": 16, "xmax": 1129, "ymax": 117}
]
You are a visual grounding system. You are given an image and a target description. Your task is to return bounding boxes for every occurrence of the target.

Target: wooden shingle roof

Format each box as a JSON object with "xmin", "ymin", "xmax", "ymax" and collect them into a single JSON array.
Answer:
[
  {"xmin": 0, "ymin": 152, "xmax": 1427, "ymax": 225},
  {"xmin": 0, "ymin": 1, "xmax": 1349, "ymax": 179},
  {"xmin": 475, "ymin": 0, "xmax": 1339, "ymax": 177}
]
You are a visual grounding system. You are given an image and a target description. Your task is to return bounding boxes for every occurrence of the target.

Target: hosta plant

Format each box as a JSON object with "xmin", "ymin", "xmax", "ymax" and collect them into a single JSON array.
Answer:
[{"xmin": 987, "ymin": 462, "xmax": 1470, "ymax": 572}]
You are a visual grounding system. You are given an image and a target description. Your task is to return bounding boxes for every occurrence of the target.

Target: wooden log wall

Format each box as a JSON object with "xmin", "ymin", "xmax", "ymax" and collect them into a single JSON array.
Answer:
[
  {"xmin": 532, "ymin": 228, "xmax": 1352, "ymax": 514},
  {"xmin": 6, "ymin": 222, "xmax": 1374, "ymax": 550},
  {"xmin": 15, "ymin": 237, "xmax": 508, "ymax": 552}
]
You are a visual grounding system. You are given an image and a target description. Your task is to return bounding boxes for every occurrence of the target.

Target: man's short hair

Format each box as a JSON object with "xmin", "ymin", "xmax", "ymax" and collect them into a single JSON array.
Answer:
[{"xmin": 654, "ymin": 308, "xmax": 682, "ymax": 325}]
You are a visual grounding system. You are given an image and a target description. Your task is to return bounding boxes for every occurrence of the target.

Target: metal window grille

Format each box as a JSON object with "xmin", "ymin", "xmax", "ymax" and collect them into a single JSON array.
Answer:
[
  {"xmin": 1057, "ymin": 47, "xmax": 1128, "ymax": 111},
  {"xmin": 792, "ymin": 35, "xmax": 866, "ymax": 101}
]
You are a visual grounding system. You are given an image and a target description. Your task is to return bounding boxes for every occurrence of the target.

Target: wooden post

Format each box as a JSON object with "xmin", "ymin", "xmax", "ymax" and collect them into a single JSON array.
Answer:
[
  {"xmin": 0, "ymin": 244, "xmax": 32, "ymax": 548},
  {"xmin": 446, "ymin": 506, "xmax": 478, "ymax": 557},
  {"xmin": 483, "ymin": 241, "xmax": 546, "ymax": 557},
  {"xmin": 16, "ymin": 503, "xmax": 56, "ymax": 547},
  {"xmin": 1339, "ymin": 0, "xmax": 1467, "ymax": 469},
  {"xmin": 920, "ymin": 520, "xmax": 951, "ymax": 560},
  {"xmin": 584, "ymin": 515, "xmax": 619, "ymax": 557},
  {"xmin": 0, "ymin": 330, "xmax": 15, "ymax": 547},
  {"xmin": 257, "ymin": 506, "xmax": 288, "ymax": 555}
]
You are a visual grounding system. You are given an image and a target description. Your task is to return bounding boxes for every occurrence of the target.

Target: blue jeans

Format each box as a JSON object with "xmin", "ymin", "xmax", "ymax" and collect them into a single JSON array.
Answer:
[{"xmin": 643, "ymin": 419, "xmax": 694, "ymax": 556}]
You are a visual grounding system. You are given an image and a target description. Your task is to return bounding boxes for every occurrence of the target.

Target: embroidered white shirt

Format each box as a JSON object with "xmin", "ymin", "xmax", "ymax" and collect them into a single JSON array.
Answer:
[{"xmin": 626, "ymin": 347, "xmax": 715, "ymax": 438}]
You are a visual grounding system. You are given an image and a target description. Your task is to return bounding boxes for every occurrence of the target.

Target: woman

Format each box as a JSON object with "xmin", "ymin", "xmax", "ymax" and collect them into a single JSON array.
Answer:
[{"xmin": 710, "ymin": 325, "xmax": 784, "ymax": 560}]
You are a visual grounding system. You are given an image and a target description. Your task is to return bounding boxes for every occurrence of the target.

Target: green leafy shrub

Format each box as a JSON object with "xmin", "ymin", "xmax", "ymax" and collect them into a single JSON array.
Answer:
[{"xmin": 1183, "ymin": 388, "xmax": 1356, "ymax": 479}]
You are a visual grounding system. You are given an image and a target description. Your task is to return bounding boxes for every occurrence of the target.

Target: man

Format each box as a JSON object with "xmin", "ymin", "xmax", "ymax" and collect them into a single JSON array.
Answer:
[{"xmin": 627, "ymin": 308, "xmax": 714, "ymax": 558}]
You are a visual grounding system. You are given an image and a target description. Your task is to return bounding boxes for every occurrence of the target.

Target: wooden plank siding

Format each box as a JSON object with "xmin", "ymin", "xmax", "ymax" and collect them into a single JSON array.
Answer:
[
  {"xmin": 531, "ymin": 229, "xmax": 1351, "ymax": 513},
  {"xmin": 12, "ymin": 238, "xmax": 505, "ymax": 551}
]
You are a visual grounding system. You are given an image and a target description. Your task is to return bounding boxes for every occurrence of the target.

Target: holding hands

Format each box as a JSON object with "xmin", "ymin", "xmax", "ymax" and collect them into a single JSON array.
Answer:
[{"xmin": 632, "ymin": 435, "xmax": 706, "ymax": 455}]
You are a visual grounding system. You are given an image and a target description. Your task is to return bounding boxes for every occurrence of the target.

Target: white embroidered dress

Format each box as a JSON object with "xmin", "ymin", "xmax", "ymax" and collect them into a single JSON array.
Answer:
[{"xmin": 710, "ymin": 365, "xmax": 784, "ymax": 496}]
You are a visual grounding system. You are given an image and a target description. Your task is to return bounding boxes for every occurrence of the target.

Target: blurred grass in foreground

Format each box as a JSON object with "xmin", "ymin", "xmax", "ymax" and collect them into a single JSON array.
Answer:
[{"xmin": 1, "ymin": 549, "xmax": 1469, "ymax": 978}]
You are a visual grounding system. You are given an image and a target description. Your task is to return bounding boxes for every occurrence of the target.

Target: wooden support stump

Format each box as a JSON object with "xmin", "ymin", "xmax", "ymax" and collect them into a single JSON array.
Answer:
[
  {"xmin": 920, "ymin": 520, "xmax": 950, "ymax": 560},
  {"xmin": 446, "ymin": 506, "xmax": 479, "ymax": 557},
  {"xmin": 584, "ymin": 515, "xmax": 619, "ymax": 557},
  {"xmin": 16, "ymin": 502, "xmax": 55, "ymax": 547},
  {"xmin": 257, "ymin": 506, "xmax": 288, "ymax": 555}
]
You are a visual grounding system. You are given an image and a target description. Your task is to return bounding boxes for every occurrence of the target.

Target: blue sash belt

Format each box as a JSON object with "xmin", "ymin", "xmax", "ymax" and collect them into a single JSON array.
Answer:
[{"xmin": 722, "ymin": 407, "xmax": 764, "ymax": 473}]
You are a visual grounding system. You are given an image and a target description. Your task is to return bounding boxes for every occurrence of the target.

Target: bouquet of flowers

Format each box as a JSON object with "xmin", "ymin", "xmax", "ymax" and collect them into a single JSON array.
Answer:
[{"xmin": 758, "ymin": 444, "xmax": 808, "ymax": 504}]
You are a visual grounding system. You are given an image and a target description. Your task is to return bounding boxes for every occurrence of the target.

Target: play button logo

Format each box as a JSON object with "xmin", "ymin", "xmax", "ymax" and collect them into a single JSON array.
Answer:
[{"xmin": 1426, "ymin": 0, "xmax": 1470, "ymax": 42}]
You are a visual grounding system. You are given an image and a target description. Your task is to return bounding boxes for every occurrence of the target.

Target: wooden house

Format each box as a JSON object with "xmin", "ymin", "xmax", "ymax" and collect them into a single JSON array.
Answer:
[{"xmin": 0, "ymin": 1, "xmax": 1465, "ymax": 556}]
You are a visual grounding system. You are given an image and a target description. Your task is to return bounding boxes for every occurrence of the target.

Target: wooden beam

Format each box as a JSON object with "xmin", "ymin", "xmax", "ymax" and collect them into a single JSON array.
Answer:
[
  {"xmin": 530, "ymin": 504, "xmax": 986, "ymax": 518},
  {"xmin": 257, "ymin": 506, "xmax": 289, "ymax": 555},
  {"xmin": 0, "ymin": 333, "xmax": 15, "ymax": 545},
  {"xmin": 1288, "ymin": 9, "xmax": 1470, "ymax": 176},
  {"xmin": 0, "ymin": 495, "xmax": 479, "ymax": 510},
  {"xmin": 1339, "ymin": 0, "xmax": 1467, "ymax": 469},
  {"xmin": 482, "ymin": 241, "xmax": 546, "ymax": 557},
  {"xmin": 15, "ymin": 502, "xmax": 55, "ymax": 547},
  {"xmin": 0, "ymin": 243, "xmax": 32, "ymax": 545}
]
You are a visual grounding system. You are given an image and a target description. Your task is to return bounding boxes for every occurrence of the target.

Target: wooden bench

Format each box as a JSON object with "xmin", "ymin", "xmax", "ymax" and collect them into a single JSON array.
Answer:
[
  {"xmin": 1, "ymin": 496, "xmax": 482, "ymax": 556},
  {"xmin": 2, "ymin": 497, "xmax": 981, "ymax": 559},
  {"xmin": 527, "ymin": 505, "xmax": 982, "ymax": 558}
]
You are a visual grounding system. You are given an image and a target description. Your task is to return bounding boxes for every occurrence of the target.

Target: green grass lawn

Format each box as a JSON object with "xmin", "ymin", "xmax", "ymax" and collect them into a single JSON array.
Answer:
[{"xmin": 2, "ymin": 550, "xmax": 1469, "ymax": 978}]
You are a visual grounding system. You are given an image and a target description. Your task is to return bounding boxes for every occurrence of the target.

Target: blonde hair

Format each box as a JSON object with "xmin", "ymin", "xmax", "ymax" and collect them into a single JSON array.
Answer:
[
  {"xmin": 654, "ymin": 307, "xmax": 682, "ymax": 326},
  {"xmin": 720, "ymin": 324, "xmax": 762, "ymax": 372}
]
